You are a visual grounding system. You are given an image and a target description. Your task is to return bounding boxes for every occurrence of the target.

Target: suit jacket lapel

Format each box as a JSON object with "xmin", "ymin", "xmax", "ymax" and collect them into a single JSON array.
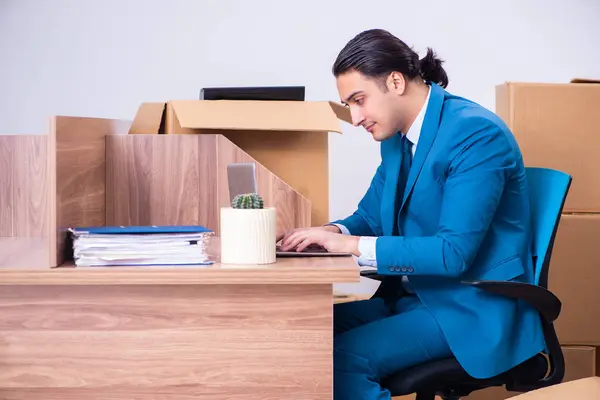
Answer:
[
  {"xmin": 400, "ymin": 83, "xmax": 445, "ymax": 212},
  {"xmin": 381, "ymin": 134, "xmax": 402, "ymax": 236}
]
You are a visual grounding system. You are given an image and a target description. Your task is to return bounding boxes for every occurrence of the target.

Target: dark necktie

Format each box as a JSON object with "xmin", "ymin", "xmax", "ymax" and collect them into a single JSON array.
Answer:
[{"xmin": 393, "ymin": 135, "xmax": 413, "ymax": 236}]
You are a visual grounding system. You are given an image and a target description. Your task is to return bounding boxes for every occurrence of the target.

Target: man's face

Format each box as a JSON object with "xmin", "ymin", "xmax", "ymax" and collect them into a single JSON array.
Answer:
[{"xmin": 337, "ymin": 70, "xmax": 402, "ymax": 141}]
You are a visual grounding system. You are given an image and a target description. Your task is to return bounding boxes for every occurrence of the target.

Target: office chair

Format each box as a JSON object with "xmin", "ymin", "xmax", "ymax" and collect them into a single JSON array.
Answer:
[{"xmin": 361, "ymin": 167, "xmax": 572, "ymax": 400}]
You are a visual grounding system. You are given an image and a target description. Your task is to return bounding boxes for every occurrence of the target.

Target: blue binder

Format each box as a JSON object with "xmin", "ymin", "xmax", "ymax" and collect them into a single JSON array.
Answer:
[
  {"xmin": 69, "ymin": 225, "xmax": 214, "ymax": 267},
  {"xmin": 71, "ymin": 225, "xmax": 212, "ymax": 235}
]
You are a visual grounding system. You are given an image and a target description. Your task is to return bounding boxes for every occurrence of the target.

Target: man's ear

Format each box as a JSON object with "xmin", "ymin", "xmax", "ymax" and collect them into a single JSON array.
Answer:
[{"xmin": 387, "ymin": 72, "xmax": 406, "ymax": 96}]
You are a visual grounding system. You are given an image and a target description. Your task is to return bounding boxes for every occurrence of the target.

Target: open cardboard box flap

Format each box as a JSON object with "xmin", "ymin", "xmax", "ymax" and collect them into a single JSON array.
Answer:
[
  {"xmin": 128, "ymin": 102, "xmax": 166, "ymax": 134},
  {"xmin": 129, "ymin": 100, "xmax": 352, "ymax": 134}
]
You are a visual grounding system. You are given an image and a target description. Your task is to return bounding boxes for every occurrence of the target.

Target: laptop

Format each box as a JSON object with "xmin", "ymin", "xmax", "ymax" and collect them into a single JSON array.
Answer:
[
  {"xmin": 275, "ymin": 244, "xmax": 351, "ymax": 257},
  {"xmin": 227, "ymin": 162, "xmax": 258, "ymax": 203}
]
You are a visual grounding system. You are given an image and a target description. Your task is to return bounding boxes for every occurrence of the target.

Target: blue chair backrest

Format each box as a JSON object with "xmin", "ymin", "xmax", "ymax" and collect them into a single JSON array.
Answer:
[{"xmin": 525, "ymin": 167, "xmax": 572, "ymax": 288}]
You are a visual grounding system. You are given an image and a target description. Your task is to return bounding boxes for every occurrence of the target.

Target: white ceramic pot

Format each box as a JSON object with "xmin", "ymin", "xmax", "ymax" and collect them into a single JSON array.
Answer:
[{"xmin": 220, "ymin": 207, "xmax": 277, "ymax": 264}]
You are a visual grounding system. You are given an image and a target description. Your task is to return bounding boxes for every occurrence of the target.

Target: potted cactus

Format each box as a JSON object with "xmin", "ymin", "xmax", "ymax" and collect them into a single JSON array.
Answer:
[{"xmin": 220, "ymin": 193, "xmax": 276, "ymax": 265}]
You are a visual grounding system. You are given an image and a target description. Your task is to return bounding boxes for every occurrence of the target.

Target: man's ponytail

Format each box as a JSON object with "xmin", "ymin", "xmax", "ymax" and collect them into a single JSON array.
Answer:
[
  {"xmin": 333, "ymin": 29, "xmax": 450, "ymax": 89},
  {"xmin": 419, "ymin": 48, "xmax": 449, "ymax": 88}
]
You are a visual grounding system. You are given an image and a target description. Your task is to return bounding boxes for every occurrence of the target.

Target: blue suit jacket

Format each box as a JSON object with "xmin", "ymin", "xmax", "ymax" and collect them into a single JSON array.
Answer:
[{"xmin": 333, "ymin": 82, "xmax": 545, "ymax": 379}]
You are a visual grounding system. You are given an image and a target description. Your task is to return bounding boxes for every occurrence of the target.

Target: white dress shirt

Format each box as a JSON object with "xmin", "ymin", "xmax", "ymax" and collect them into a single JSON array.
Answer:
[{"xmin": 334, "ymin": 86, "xmax": 431, "ymax": 289}]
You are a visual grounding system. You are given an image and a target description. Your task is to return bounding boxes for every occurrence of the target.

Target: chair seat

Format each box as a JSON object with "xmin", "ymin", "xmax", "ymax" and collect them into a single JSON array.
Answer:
[{"xmin": 382, "ymin": 354, "xmax": 549, "ymax": 397}]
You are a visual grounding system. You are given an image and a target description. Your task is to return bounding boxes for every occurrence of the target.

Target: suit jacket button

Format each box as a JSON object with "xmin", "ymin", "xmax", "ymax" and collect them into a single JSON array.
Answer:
[
  {"xmin": 395, "ymin": 267, "xmax": 402, "ymax": 272},
  {"xmin": 389, "ymin": 267, "xmax": 395, "ymax": 272},
  {"xmin": 408, "ymin": 268, "xmax": 414, "ymax": 273},
  {"xmin": 401, "ymin": 267, "xmax": 408, "ymax": 272}
]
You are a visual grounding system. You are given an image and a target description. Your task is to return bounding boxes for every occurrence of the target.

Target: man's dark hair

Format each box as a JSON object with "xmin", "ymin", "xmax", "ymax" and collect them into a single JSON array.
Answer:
[{"xmin": 332, "ymin": 29, "xmax": 448, "ymax": 89}]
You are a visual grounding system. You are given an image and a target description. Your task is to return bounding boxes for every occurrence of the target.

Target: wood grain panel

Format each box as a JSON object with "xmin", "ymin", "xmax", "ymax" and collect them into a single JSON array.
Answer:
[
  {"xmin": 150, "ymin": 135, "xmax": 201, "ymax": 225},
  {"xmin": 54, "ymin": 116, "xmax": 131, "ymax": 266},
  {"xmin": 0, "ymin": 135, "xmax": 51, "ymax": 268},
  {"xmin": 0, "ymin": 136, "xmax": 15, "ymax": 236},
  {"xmin": 0, "ymin": 284, "xmax": 328, "ymax": 330},
  {"xmin": 106, "ymin": 134, "xmax": 155, "ymax": 225},
  {"xmin": 0, "ymin": 256, "xmax": 358, "ymax": 285},
  {"xmin": 106, "ymin": 135, "xmax": 218, "ymax": 230},
  {"xmin": 13, "ymin": 136, "xmax": 48, "ymax": 237},
  {"xmin": 106, "ymin": 134, "xmax": 309, "ymax": 236},
  {"xmin": 0, "ymin": 238, "xmax": 49, "ymax": 269},
  {"xmin": 0, "ymin": 136, "xmax": 48, "ymax": 237},
  {"xmin": 0, "ymin": 284, "xmax": 333, "ymax": 399},
  {"xmin": 0, "ymin": 387, "xmax": 326, "ymax": 400},
  {"xmin": 196, "ymin": 135, "xmax": 219, "ymax": 231},
  {"xmin": 47, "ymin": 121, "xmax": 57, "ymax": 266}
]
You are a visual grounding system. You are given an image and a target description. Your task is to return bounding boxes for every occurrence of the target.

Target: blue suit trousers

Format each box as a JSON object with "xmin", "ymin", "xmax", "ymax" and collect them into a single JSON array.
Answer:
[{"xmin": 334, "ymin": 295, "xmax": 453, "ymax": 400}]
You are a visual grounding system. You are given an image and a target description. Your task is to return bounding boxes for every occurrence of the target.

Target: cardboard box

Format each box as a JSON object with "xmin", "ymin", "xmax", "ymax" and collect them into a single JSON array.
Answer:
[
  {"xmin": 495, "ymin": 81, "xmax": 600, "ymax": 212},
  {"xmin": 128, "ymin": 100, "xmax": 351, "ymax": 227},
  {"xmin": 509, "ymin": 377, "xmax": 600, "ymax": 400},
  {"xmin": 549, "ymin": 214, "xmax": 600, "ymax": 345}
]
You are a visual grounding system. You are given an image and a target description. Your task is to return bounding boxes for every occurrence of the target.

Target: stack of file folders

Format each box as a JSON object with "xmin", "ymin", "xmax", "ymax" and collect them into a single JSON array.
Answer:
[{"xmin": 68, "ymin": 225, "xmax": 213, "ymax": 267}]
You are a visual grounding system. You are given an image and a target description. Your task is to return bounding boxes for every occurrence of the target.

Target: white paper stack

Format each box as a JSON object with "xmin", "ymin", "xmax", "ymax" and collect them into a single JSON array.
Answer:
[{"xmin": 68, "ymin": 226, "xmax": 213, "ymax": 267}]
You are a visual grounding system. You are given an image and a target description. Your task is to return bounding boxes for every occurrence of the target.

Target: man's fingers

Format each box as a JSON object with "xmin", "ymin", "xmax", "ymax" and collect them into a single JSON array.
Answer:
[
  {"xmin": 276, "ymin": 230, "xmax": 289, "ymax": 243},
  {"xmin": 280, "ymin": 228, "xmax": 327, "ymax": 251},
  {"xmin": 281, "ymin": 232, "xmax": 306, "ymax": 251},
  {"xmin": 295, "ymin": 238, "xmax": 315, "ymax": 253},
  {"xmin": 281, "ymin": 228, "xmax": 307, "ymax": 248},
  {"xmin": 279, "ymin": 229, "xmax": 296, "ymax": 246}
]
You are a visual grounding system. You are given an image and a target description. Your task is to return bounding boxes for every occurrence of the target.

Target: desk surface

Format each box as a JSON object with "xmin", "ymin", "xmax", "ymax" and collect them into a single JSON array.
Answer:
[{"xmin": 0, "ymin": 237, "xmax": 360, "ymax": 285}]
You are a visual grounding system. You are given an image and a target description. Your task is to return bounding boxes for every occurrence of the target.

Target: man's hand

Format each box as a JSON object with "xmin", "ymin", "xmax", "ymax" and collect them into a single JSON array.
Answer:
[
  {"xmin": 277, "ymin": 225, "xmax": 360, "ymax": 255},
  {"xmin": 276, "ymin": 224, "xmax": 340, "ymax": 244}
]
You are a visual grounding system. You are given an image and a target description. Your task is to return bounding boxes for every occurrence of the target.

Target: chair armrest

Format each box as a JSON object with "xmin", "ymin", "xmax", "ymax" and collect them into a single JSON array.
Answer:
[
  {"xmin": 461, "ymin": 280, "xmax": 561, "ymax": 323},
  {"xmin": 360, "ymin": 269, "xmax": 384, "ymax": 281}
]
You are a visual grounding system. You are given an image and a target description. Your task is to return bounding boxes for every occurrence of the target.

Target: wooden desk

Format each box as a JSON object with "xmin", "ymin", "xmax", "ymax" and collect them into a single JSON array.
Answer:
[{"xmin": 0, "ymin": 242, "xmax": 359, "ymax": 399}]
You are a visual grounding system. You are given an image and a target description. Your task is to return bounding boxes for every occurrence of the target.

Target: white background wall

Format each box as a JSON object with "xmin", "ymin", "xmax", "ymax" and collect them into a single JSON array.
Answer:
[{"xmin": 2, "ymin": 0, "xmax": 599, "ymax": 293}]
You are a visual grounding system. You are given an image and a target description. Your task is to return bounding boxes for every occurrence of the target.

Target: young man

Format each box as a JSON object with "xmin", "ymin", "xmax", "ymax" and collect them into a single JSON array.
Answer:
[{"xmin": 277, "ymin": 29, "xmax": 545, "ymax": 400}]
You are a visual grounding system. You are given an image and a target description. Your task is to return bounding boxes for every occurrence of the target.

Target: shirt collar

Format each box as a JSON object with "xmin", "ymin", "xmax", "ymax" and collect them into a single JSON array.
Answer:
[{"xmin": 404, "ymin": 85, "xmax": 431, "ymax": 146}]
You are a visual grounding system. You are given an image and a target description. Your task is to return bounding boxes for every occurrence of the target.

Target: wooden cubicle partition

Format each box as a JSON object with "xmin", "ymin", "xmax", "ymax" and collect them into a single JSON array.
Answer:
[
  {"xmin": 0, "ymin": 116, "xmax": 131, "ymax": 268},
  {"xmin": 0, "ymin": 134, "xmax": 52, "ymax": 268},
  {"xmin": 1, "ymin": 114, "xmax": 311, "ymax": 267},
  {"xmin": 53, "ymin": 116, "xmax": 132, "ymax": 266},
  {"xmin": 105, "ymin": 133, "xmax": 311, "ymax": 235}
]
